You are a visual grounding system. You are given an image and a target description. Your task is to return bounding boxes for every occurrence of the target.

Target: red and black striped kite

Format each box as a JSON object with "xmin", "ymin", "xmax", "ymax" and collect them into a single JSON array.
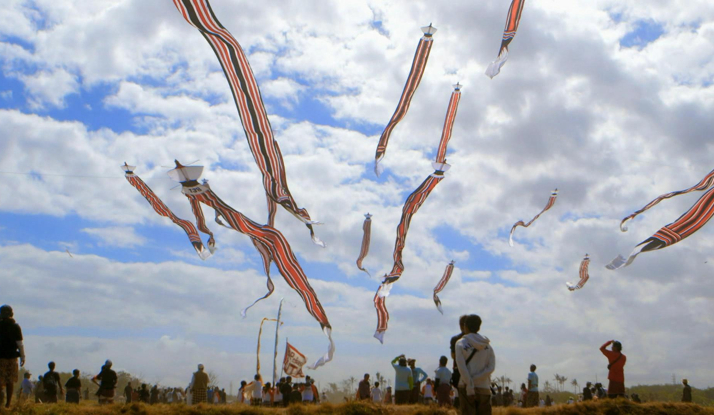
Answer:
[
  {"xmin": 172, "ymin": 0, "xmax": 323, "ymax": 247},
  {"xmin": 356, "ymin": 213, "xmax": 373, "ymax": 276},
  {"xmin": 122, "ymin": 163, "xmax": 213, "ymax": 260},
  {"xmin": 169, "ymin": 162, "xmax": 334, "ymax": 368},
  {"xmin": 374, "ymin": 24, "xmax": 437, "ymax": 176},
  {"xmin": 607, "ymin": 186, "xmax": 714, "ymax": 270},
  {"xmin": 566, "ymin": 254, "xmax": 590, "ymax": 291},
  {"xmin": 620, "ymin": 168, "xmax": 714, "ymax": 232},
  {"xmin": 486, "ymin": 0, "xmax": 526, "ymax": 78},
  {"xmin": 433, "ymin": 260, "xmax": 455, "ymax": 314},
  {"xmin": 509, "ymin": 189, "xmax": 558, "ymax": 247},
  {"xmin": 374, "ymin": 85, "xmax": 461, "ymax": 343}
]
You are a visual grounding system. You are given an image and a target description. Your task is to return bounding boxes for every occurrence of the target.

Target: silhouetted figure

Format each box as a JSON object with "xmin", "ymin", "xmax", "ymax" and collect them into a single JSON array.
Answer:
[{"xmin": 682, "ymin": 379, "xmax": 692, "ymax": 403}]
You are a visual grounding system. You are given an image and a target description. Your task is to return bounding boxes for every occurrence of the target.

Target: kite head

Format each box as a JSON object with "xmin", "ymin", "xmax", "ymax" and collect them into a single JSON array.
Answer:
[
  {"xmin": 121, "ymin": 162, "xmax": 136, "ymax": 175},
  {"xmin": 432, "ymin": 161, "xmax": 451, "ymax": 173},
  {"xmin": 552, "ymin": 189, "xmax": 559, "ymax": 196},
  {"xmin": 168, "ymin": 160, "xmax": 204, "ymax": 184},
  {"xmin": 453, "ymin": 82, "xmax": 462, "ymax": 91},
  {"xmin": 421, "ymin": 23, "xmax": 437, "ymax": 37}
]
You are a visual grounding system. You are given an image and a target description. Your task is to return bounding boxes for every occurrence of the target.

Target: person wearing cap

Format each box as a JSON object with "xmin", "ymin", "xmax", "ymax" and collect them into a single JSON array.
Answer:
[
  {"xmin": 682, "ymin": 379, "xmax": 692, "ymax": 402},
  {"xmin": 600, "ymin": 340, "xmax": 626, "ymax": 399},
  {"xmin": 189, "ymin": 364, "xmax": 209, "ymax": 404},
  {"xmin": 92, "ymin": 360, "xmax": 118, "ymax": 404},
  {"xmin": 0, "ymin": 305, "xmax": 25, "ymax": 409}
]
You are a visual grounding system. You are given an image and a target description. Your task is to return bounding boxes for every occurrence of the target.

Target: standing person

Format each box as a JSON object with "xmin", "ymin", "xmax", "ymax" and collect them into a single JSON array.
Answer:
[
  {"xmin": 19, "ymin": 372, "xmax": 34, "ymax": 402},
  {"xmin": 544, "ymin": 395, "xmax": 552, "ymax": 406},
  {"xmin": 371, "ymin": 381, "xmax": 383, "ymax": 403},
  {"xmin": 301, "ymin": 379, "xmax": 314, "ymax": 403},
  {"xmin": 150, "ymin": 384, "xmax": 160, "ymax": 404},
  {"xmin": 526, "ymin": 364, "xmax": 539, "ymax": 408},
  {"xmin": 682, "ymin": 379, "xmax": 692, "ymax": 403},
  {"xmin": 600, "ymin": 340, "xmax": 626, "ymax": 399},
  {"xmin": 583, "ymin": 382, "xmax": 593, "ymax": 401},
  {"xmin": 138, "ymin": 384, "xmax": 149, "ymax": 403},
  {"xmin": 273, "ymin": 379, "xmax": 283, "ymax": 406},
  {"xmin": 391, "ymin": 354, "xmax": 413, "ymax": 405},
  {"xmin": 35, "ymin": 376, "xmax": 44, "ymax": 403},
  {"xmin": 289, "ymin": 383, "xmax": 302, "ymax": 403},
  {"xmin": 454, "ymin": 314, "xmax": 495, "ymax": 415},
  {"xmin": 262, "ymin": 383, "xmax": 273, "ymax": 406},
  {"xmin": 422, "ymin": 378, "xmax": 435, "ymax": 404},
  {"xmin": 357, "ymin": 374, "xmax": 371, "ymax": 400},
  {"xmin": 280, "ymin": 376, "xmax": 292, "ymax": 406},
  {"xmin": 595, "ymin": 383, "xmax": 606, "ymax": 399},
  {"xmin": 519, "ymin": 383, "xmax": 527, "ymax": 407},
  {"xmin": 0, "ymin": 305, "xmax": 25, "ymax": 409},
  {"xmin": 124, "ymin": 381, "xmax": 133, "ymax": 403},
  {"xmin": 250, "ymin": 374, "xmax": 263, "ymax": 405},
  {"xmin": 434, "ymin": 356, "xmax": 453, "ymax": 406},
  {"xmin": 42, "ymin": 361, "xmax": 63, "ymax": 403},
  {"xmin": 189, "ymin": 364, "xmax": 209, "ymax": 404},
  {"xmin": 408, "ymin": 359, "xmax": 428, "ymax": 404},
  {"xmin": 450, "ymin": 315, "xmax": 468, "ymax": 390},
  {"xmin": 92, "ymin": 360, "xmax": 118, "ymax": 404},
  {"xmin": 65, "ymin": 369, "xmax": 82, "ymax": 404},
  {"xmin": 384, "ymin": 386, "xmax": 392, "ymax": 404}
]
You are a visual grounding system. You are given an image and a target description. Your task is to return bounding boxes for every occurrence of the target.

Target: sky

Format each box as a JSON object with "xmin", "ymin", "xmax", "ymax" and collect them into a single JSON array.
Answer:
[{"xmin": 2, "ymin": 0, "xmax": 714, "ymax": 393}]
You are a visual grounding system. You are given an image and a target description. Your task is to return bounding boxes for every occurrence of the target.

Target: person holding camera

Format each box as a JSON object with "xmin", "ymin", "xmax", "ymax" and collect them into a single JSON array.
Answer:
[{"xmin": 600, "ymin": 340, "xmax": 626, "ymax": 399}]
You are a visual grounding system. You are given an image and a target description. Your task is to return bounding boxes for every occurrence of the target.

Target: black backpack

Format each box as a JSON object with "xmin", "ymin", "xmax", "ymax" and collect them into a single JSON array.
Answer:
[
  {"xmin": 43, "ymin": 373, "xmax": 58, "ymax": 392},
  {"xmin": 450, "ymin": 348, "xmax": 477, "ymax": 387}
]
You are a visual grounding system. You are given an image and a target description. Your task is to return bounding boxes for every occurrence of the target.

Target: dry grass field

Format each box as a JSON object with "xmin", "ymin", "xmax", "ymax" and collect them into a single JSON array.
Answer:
[{"xmin": 1, "ymin": 399, "xmax": 713, "ymax": 415}]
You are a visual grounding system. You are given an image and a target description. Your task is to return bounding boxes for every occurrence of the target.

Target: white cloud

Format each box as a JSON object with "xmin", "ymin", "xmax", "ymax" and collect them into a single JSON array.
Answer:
[
  {"xmin": 81, "ymin": 226, "xmax": 147, "ymax": 248},
  {"xmin": 2, "ymin": 0, "xmax": 714, "ymax": 390}
]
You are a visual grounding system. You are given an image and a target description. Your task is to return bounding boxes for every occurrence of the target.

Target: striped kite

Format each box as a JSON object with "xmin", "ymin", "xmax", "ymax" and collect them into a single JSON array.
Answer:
[
  {"xmin": 169, "ymin": 161, "xmax": 334, "ymax": 369},
  {"xmin": 374, "ymin": 24, "xmax": 437, "ymax": 177},
  {"xmin": 607, "ymin": 186, "xmax": 714, "ymax": 270},
  {"xmin": 356, "ymin": 213, "xmax": 373, "ymax": 276},
  {"xmin": 374, "ymin": 84, "xmax": 461, "ymax": 343},
  {"xmin": 509, "ymin": 189, "xmax": 558, "ymax": 247},
  {"xmin": 172, "ymin": 0, "xmax": 323, "ymax": 247},
  {"xmin": 566, "ymin": 254, "xmax": 590, "ymax": 291},
  {"xmin": 433, "ymin": 260, "xmax": 455, "ymax": 314},
  {"xmin": 620, "ymin": 168, "xmax": 714, "ymax": 232},
  {"xmin": 485, "ymin": 0, "xmax": 526, "ymax": 78},
  {"xmin": 122, "ymin": 163, "xmax": 213, "ymax": 260}
]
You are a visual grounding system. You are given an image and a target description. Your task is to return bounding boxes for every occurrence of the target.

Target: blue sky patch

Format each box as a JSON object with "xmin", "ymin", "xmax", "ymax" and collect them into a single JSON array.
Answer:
[{"xmin": 620, "ymin": 20, "xmax": 665, "ymax": 49}]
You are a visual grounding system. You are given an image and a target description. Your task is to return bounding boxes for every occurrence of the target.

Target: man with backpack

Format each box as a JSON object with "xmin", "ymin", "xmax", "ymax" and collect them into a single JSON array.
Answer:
[
  {"xmin": 92, "ymin": 360, "xmax": 118, "ymax": 404},
  {"xmin": 42, "ymin": 361, "xmax": 63, "ymax": 403},
  {"xmin": 600, "ymin": 340, "xmax": 626, "ymax": 399},
  {"xmin": 454, "ymin": 314, "xmax": 495, "ymax": 415}
]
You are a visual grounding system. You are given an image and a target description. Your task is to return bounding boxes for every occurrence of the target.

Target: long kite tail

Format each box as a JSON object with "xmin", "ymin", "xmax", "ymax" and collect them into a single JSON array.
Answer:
[
  {"xmin": 180, "ymin": 183, "xmax": 333, "ymax": 367},
  {"xmin": 374, "ymin": 24, "xmax": 436, "ymax": 177},
  {"xmin": 356, "ymin": 213, "xmax": 373, "ymax": 276},
  {"xmin": 188, "ymin": 196, "xmax": 217, "ymax": 253},
  {"xmin": 609, "ymin": 185, "xmax": 714, "ymax": 270},
  {"xmin": 485, "ymin": 0, "xmax": 526, "ymax": 78},
  {"xmin": 240, "ymin": 238, "xmax": 275, "ymax": 318},
  {"xmin": 432, "ymin": 260, "xmax": 455, "ymax": 314},
  {"xmin": 509, "ymin": 189, "xmax": 558, "ymax": 247},
  {"xmin": 172, "ymin": 0, "xmax": 320, "ymax": 244},
  {"xmin": 567, "ymin": 254, "xmax": 590, "ymax": 291},
  {"xmin": 122, "ymin": 164, "xmax": 211, "ymax": 260},
  {"xmin": 620, "ymin": 168, "xmax": 714, "ymax": 232}
]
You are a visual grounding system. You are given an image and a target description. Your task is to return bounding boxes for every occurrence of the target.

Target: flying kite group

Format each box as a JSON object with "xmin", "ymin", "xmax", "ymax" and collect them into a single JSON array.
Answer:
[{"xmin": 117, "ymin": 0, "xmax": 714, "ymax": 366}]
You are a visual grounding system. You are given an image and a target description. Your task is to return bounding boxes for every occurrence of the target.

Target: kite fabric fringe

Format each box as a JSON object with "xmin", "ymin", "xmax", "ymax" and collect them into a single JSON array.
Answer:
[
  {"xmin": 374, "ymin": 24, "xmax": 436, "ymax": 177},
  {"xmin": 509, "ymin": 189, "xmax": 558, "ymax": 247},
  {"xmin": 307, "ymin": 327, "xmax": 335, "ymax": 370},
  {"xmin": 122, "ymin": 163, "xmax": 213, "ymax": 260},
  {"xmin": 485, "ymin": 0, "xmax": 526, "ymax": 79},
  {"xmin": 374, "ymin": 85, "xmax": 462, "ymax": 342},
  {"xmin": 356, "ymin": 213, "xmax": 373, "ymax": 276},
  {"xmin": 566, "ymin": 254, "xmax": 590, "ymax": 291},
  {"xmin": 607, "ymin": 186, "xmax": 714, "ymax": 270},
  {"xmin": 620, "ymin": 168, "xmax": 714, "ymax": 232},
  {"xmin": 172, "ymin": 0, "xmax": 323, "ymax": 247},
  {"xmin": 168, "ymin": 161, "xmax": 334, "ymax": 368},
  {"xmin": 433, "ymin": 260, "xmax": 455, "ymax": 314}
]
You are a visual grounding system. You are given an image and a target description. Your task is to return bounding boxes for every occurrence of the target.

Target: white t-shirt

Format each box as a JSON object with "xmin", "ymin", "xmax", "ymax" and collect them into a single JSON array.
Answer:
[
  {"xmin": 302, "ymin": 385, "xmax": 314, "ymax": 402},
  {"xmin": 423, "ymin": 384, "xmax": 434, "ymax": 398},
  {"xmin": 371, "ymin": 387, "xmax": 383, "ymax": 402},
  {"xmin": 252, "ymin": 381, "xmax": 263, "ymax": 399},
  {"xmin": 274, "ymin": 389, "xmax": 283, "ymax": 402}
]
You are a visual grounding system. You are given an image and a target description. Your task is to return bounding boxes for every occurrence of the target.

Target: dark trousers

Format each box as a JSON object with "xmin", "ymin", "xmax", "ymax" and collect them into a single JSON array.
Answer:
[
  {"xmin": 395, "ymin": 390, "xmax": 410, "ymax": 405},
  {"xmin": 65, "ymin": 390, "xmax": 80, "ymax": 404},
  {"xmin": 458, "ymin": 387, "xmax": 491, "ymax": 415}
]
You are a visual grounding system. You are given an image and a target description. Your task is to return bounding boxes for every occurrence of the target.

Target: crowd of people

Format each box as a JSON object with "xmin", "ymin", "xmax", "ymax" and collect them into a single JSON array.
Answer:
[{"xmin": 0, "ymin": 304, "xmax": 701, "ymax": 412}]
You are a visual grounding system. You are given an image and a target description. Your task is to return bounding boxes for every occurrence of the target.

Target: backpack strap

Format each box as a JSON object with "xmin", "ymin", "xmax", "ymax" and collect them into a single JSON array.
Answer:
[{"xmin": 465, "ymin": 348, "xmax": 477, "ymax": 365}]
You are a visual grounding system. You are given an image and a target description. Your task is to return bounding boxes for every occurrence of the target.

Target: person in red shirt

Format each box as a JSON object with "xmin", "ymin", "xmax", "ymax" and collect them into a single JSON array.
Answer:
[{"xmin": 600, "ymin": 340, "xmax": 626, "ymax": 398}]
